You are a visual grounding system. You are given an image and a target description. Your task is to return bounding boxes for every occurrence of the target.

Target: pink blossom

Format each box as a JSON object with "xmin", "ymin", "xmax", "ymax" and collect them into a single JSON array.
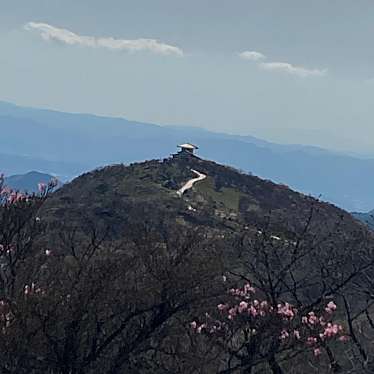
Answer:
[
  {"xmin": 338, "ymin": 335, "xmax": 349, "ymax": 342},
  {"xmin": 38, "ymin": 182, "xmax": 47, "ymax": 194},
  {"xmin": 307, "ymin": 312, "xmax": 318, "ymax": 325},
  {"xmin": 238, "ymin": 301, "xmax": 248, "ymax": 313},
  {"xmin": 293, "ymin": 330, "xmax": 301, "ymax": 340},
  {"xmin": 280, "ymin": 330, "xmax": 289, "ymax": 340},
  {"xmin": 249, "ymin": 305, "xmax": 258, "ymax": 317},
  {"xmin": 217, "ymin": 303, "xmax": 228, "ymax": 311},
  {"xmin": 277, "ymin": 303, "xmax": 295, "ymax": 319},
  {"xmin": 313, "ymin": 348, "xmax": 322, "ymax": 357},
  {"xmin": 325, "ymin": 301, "xmax": 337, "ymax": 313},
  {"xmin": 196, "ymin": 323, "xmax": 206, "ymax": 333},
  {"xmin": 243, "ymin": 283, "xmax": 255, "ymax": 294},
  {"xmin": 228, "ymin": 307, "xmax": 237, "ymax": 318},
  {"xmin": 193, "ymin": 286, "xmax": 345, "ymax": 362},
  {"xmin": 307, "ymin": 336, "xmax": 317, "ymax": 346},
  {"xmin": 8, "ymin": 191, "xmax": 24, "ymax": 204},
  {"xmin": 323, "ymin": 323, "xmax": 341, "ymax": 338}
]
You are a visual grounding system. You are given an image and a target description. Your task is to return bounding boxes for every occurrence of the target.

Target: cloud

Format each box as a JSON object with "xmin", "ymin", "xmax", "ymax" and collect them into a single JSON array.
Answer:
[
  {"xmin": 258, "ymin": 62, "xmax": 327, "ymax": 77},
  {"xmin": 24, "ymin": 22, "xmax": 184, "ymax": 57},
  {"xmin": 239, "ymin": 51, "xmax": 266, "ymax": 61},
  {"xmin": 239, "ymin": 49, "xmax": 327, "ymax": 78}
]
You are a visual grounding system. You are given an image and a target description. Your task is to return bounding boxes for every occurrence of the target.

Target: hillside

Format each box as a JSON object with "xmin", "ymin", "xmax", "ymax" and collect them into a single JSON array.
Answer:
[
  {"xmin": 2, "ymin": 101, "xmax": 374, "ymax": 211},
  {"xmin": 20, "ymin": 153, "xmax": 374, "ymax": 373},
  {"xmin": 42, "ymin": 152, "xmax": 369, "ymax": 248}
]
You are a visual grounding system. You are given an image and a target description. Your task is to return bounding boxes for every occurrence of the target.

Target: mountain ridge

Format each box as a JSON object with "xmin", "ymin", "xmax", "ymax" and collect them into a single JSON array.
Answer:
[
  {"xmin": 4, "ymin": 171, "xmax": 62, "ymax": 193},
  {"xmin": 1, "ymin": 100, "xmax": 374, "ymax": 211},
  {"xmin": 42, "ymin": 152, "xmax": 368, "ymax": 246}
]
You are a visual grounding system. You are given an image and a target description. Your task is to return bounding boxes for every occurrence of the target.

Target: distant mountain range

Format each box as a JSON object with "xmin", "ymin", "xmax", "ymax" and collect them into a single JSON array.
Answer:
[
  {"xmin": 4, "ymin": 171, "xmax": 61, "ymax": 193},
  {"xmin": 352, "ymin": 210, "xmax": 374, "ymax": 229},
  {"xmin": 1, "ymin": 100, "xmax": 374, "ymax": 211}
]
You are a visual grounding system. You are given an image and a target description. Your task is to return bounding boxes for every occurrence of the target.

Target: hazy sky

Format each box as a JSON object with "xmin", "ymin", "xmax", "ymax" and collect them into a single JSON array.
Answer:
[{"xmin": 1, "ymin": 0, "xmax": 374, "ymax": 153}]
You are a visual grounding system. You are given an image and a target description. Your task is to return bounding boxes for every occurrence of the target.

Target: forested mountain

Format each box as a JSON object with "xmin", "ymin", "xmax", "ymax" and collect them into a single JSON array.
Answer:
[
  {"xmin": 1, "ymin": 151, "xmax": 374, "ymax": 373},
  {"xmin": 43, "ymin": 152, "xmax": 364, "ymax": 241},
  {"xmin": 1, "ymin": 100, "xmax": 374, "ymax": 211}
]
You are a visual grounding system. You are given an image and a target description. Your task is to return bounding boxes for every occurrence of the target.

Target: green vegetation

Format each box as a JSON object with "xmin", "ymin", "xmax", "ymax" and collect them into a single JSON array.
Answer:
[{"xmin": 195, "ymin": 176, "xmax": 244, "ymax": 211}]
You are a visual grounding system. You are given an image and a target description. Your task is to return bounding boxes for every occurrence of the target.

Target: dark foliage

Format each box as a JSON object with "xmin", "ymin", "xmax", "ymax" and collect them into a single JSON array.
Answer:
[{"xmin": 1, "ymin": 155, "xmax": 374, "ymax": 373}]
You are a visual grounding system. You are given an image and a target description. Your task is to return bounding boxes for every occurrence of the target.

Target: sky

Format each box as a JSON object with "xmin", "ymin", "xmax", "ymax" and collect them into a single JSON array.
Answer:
[{"xmin": 1, "ymin": 0, "xmax": 374, "ymax": 154}]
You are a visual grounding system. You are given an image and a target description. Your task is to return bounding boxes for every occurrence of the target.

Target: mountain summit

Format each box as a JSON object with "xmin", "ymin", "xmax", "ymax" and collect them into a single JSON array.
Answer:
[{"xmin": 42, "ymin": 151, "xmax": 367, "ymax": 247}]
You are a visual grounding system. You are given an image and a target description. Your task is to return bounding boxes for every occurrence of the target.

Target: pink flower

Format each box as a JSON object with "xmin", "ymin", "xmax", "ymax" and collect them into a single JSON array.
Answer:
[
  {"xmin": 313, "ymin": 348, "xmax": 322, "ymax": 357},
  {"xmin": 228, "ymin": 307, "xmax": 237, "ymax": 318},
  {"xmin": 277, "ymin": 303, "xmax": 295, "ymax": 319},
  {"xmin": 238, "ymin": 301, "xmax": 248, "ymax": 313},
  {"xmin": 323, "ymin": 323, "xmax": 342, "ymax": 338},
  {"xmin": 307, "ymin": 336, "xmax": 317, "ymax": 346},
  {"xmin": 325, "ymin": 301, "xmax": 337, "ymax": 313},
  {"xmin": 8, "ymin": 191, "xmax": 24, "ymax": 204},
  {"xmin": 38, "ymin": 182, "xmax": 47, "ymax": 194},
  {"xmin": 339, "ymin": 335, "xmax": 349, "ymax": 342},
  {"xmin": 196, "ymin": 323, "xmax": 206, "ymax": 333},
  {"xmin": 249, "ymin": 306, "xmax": 258, "ymax": 317},
  {"xmin": 244, "ymin": 283, "xmax": 255, "ymax": 294},
  {"xmin": 217, "ymin": 303, "xmax": 228, "ymax": 311},
  {"xmin": 293, "ymin": 330, "xmax": 301, "ymax": 340},
  {"xmin": 280, "ymin": 330, "xmax": 289, "ymax": 340},
  {"xmin": 190, "ymin": 321, "xmax": 197, "ymax": 329},
  {"xmin": 307, "ymin": 312, "xmax": 318, "ymax": 325}
]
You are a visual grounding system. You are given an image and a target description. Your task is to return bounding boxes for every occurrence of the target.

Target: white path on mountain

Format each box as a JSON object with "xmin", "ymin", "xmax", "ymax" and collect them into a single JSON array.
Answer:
[{"xmin": 177, "ymin": 169, "xmax": 207, "ymax": 196}]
